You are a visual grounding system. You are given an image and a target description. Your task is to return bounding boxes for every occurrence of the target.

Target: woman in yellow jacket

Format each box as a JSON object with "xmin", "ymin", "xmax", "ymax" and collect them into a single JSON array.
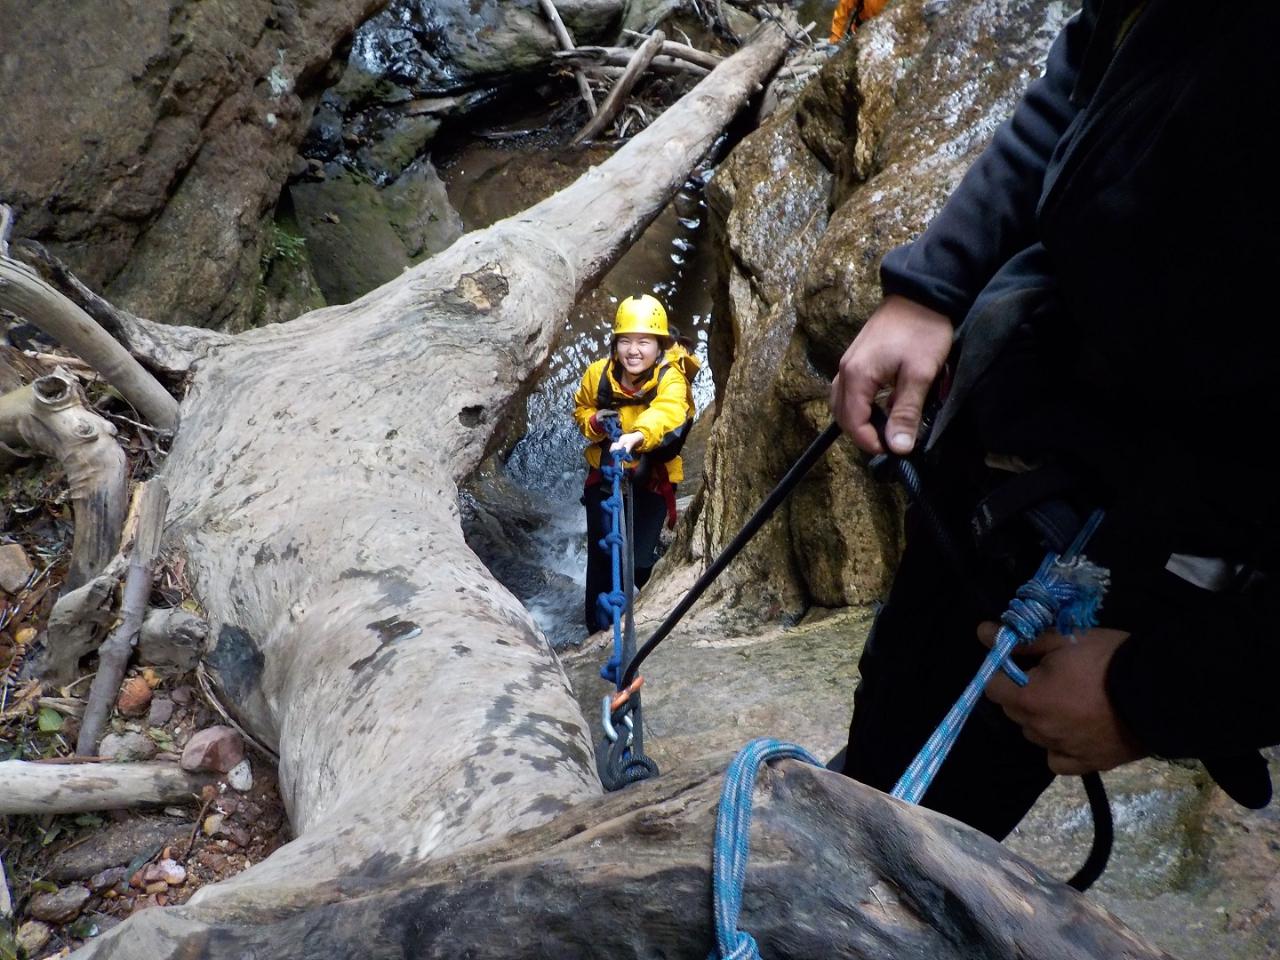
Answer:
[{"xmin": 573, "ymin": 294, "xmax": 700, "ymax": 633}]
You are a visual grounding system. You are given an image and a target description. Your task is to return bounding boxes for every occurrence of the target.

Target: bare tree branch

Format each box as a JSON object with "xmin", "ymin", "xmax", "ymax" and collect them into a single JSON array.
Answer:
[
  {"xmin": 572, "ymin": 30, "xmax": 668, "ymax": 145},
  {"xmin": 538, "ymin": 0, "xmax": 598, "ymax": 116}
]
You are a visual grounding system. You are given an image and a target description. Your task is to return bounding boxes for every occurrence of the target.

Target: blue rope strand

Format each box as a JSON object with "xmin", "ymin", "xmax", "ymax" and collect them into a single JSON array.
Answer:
[
  {"xmin": 597, "ymin": 419, "xmax": 630, "ymax": 688},
  {"xmin": 708, "ymin": 739, "xmax": 822, "ymax": 960},
  {"xmin": 706, "ymin": 512, "xmax": 1109, "ymax": 958}
]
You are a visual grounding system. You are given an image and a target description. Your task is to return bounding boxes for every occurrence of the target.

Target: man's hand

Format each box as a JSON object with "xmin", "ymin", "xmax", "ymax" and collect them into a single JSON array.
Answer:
[
  {"xmin": 830, "ymin": 295, "xmax": 953, "ymax": 454},
  {"xmin": 980, "ymin": 622, "xmax": 1144, "ymax": 775},
  {"xmin": 610, "ymin": 431, "xmax": 643, "ymax": 455}
]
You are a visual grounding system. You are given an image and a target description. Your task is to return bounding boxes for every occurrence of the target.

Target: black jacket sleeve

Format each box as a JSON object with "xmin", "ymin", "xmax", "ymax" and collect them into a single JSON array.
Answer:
[
  {"xmin": 1106, "ymin": 577, "xmax": 1280, "ymax": 762},
  {"xmin": 878, "ymin": 6, "xmax": 1095, "ymax": 322}
]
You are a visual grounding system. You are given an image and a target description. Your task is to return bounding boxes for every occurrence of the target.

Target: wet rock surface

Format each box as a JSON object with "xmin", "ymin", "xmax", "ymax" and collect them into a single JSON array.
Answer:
[{"xmin": 0, "ymin": 0, "xmax": 386, "ymax": 330}]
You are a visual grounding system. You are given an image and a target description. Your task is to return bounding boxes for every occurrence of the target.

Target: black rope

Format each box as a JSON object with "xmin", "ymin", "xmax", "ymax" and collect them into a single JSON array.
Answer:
[{"xmin": 620, "ymin": 422, "xmax": 843, "ymax": 687}]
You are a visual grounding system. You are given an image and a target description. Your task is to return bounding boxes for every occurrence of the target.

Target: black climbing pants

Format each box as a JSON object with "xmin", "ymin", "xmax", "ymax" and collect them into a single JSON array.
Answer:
[
  {"xmin": 839, "ymin": 504, "xmax": 1058, "ymax": 840},
  {"xmin": 583, "ymin": 479, "xmax": 671, "ymax": 633}
]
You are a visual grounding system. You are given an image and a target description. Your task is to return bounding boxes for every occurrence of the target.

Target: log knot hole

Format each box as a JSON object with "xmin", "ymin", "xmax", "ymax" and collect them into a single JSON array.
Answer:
[{"xmin": 459, "ymin": 405, "xmax": 485, "ymax": 427}]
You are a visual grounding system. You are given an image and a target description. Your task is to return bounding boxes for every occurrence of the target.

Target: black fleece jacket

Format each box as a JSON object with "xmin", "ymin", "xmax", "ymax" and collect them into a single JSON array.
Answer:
[{"xmin": 879, "ymin": 0, "xmax": 1280, "ymax": 764}]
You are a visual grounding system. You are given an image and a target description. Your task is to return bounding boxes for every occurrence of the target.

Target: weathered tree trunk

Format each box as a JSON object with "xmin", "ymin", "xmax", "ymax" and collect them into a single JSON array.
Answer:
[
  {"xmin": 6, "ymin": 21, "xmax": 1166, "ymax": 960},
  {"xmin": 67, "ymin": 760, "xmax": 1170, "ymax": 959},
  {"xmin": 113, "ymin": 20, "xmax": 791, "ymax": 909}
]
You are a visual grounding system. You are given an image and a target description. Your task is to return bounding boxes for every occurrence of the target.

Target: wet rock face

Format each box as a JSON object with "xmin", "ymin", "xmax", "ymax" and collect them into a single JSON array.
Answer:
[
  {"xmin": 0, "ymin": 0, "xmax": 386, "ymax": 330},
  {"xmin": 346, "ymin": 0, "xmax": 619, "ymax": 94},
  {"xmin": 683, "ymin": 0, "xmax": 1075, "ymax": 616}
]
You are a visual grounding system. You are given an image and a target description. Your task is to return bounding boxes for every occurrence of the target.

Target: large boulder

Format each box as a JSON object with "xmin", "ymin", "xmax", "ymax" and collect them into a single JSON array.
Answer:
[
  {"xmin": 0, "ymin": 0, "xmax": 386, "ymax": 330},
  {"xmin": 665, "ymin": 0, "xmax": 1077, "ymax": 619}
]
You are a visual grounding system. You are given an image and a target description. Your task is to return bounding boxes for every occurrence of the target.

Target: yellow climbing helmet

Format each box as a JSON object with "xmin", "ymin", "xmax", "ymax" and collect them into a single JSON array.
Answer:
[{"xmin": 613, "ymin": 294, "xmax": 669, "ymax": 338}]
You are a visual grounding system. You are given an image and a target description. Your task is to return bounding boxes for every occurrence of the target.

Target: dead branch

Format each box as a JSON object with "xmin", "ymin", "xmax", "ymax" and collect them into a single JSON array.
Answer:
[
  {"xmin": 558, "ymin": 49, "xmax": 711, "ymax": 77},
  {"xmin": 573, "ymin": 30, "xmax": 669, "ymax": 145},
  {"xmin": 537, "ymin": 0, "xmax": 597, "ymax": 116},
  {"xmin": 24, "ymin": 556, "xmax": 126, "ymax": 684},
  {"xmin": 619, "ymin": 31, "xmax": 726, "ymax": 69},
  {"xmin": 0, "ymin": 371, "xmax": 128, "ymax": 590},
  {"xmin": 0, "ymin": 204, "xmax": 12, "ymax": 259},
  {"xmin": 11, "ymin": 237, "xmax": 223, "ymax": 381},
  {"xmin": 0, "ymin": 852, "xmax": 11, "ymax": 920},
  {"xmin": 0, "ymin": 759, "xmax": 211, "ymax": 814},
  {"xmin": 0, "ymin": 228, "xmax": 179, "ymax": 431},
  {"xmin": 77, "ymin": 479, "xmax": 169, "ymax": 755}
]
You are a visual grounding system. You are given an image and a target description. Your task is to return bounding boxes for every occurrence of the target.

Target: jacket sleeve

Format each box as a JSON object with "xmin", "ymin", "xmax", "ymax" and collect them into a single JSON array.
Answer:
[
  {"xmin": 1105, "ymin": 579, "xmax": 1280, "ymax": 760},
  {"xmin": 573, "ymin": 364, "xmax": 606, "ymax": 441},
  {"xmin": 631, "ymin": 367, "xmax": 691, "ymax": 451},
  {"xmin": 879, "ymin": 5, "xmax": 1094, "ymax": 322}
]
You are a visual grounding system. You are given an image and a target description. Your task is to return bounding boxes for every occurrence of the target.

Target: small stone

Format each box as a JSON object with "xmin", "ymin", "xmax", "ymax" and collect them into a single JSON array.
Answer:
[
  {"xmin": 98, "ymin": 732, "xmax": 158, "ymax": 762},
  {"xmin": 116, "ymin": 676, "xmax": 153, "ymax": 717},
  {"xmin": 147, "ymin": 697, "xmax": 174, "ymax": 726},
  {"xmin": 226, "ymin": 758, "xmax": 253, "ymax": 792},
  {"xmin": 16, "ymin": 920, "xmax": 52, "ymax": 955},
  {"xmin": 88, "ymin": 867, "xmax": 129, "ymax": 893},
  {"xmin": 202, "ymin": 814, "xmax": 224, "ymax": 837},
  {"xmin": 196, "ymin": 850, "xmax": 228, "ymax": 872},
  {"xmin": 144, "ymin": 880, "xmax": 169, "ymax": 895},
  {"xmin": 180, "ymin": 725, "xmax": 244, "ymax": 773},
  {"xmin": 170, "ymin": 685, "xmax": 194, "ymax": 705},
  {"xmin": 141, "ymin": 858, "xmax": 186, "ymax": 887},
  {"xmin": 28, "ymin": 885, "xmax": 91, "ymax": 924},
  {"xmin": 0, "ymin": 542, "xmax": 34, "ymax": 594}
]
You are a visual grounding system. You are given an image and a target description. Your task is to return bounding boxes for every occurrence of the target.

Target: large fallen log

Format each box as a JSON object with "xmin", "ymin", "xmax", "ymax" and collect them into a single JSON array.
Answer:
[
  {"xmin": 68, "ymin": 761, "xmax": 1168, "ymax": 959},
  {"xmin": 62, "ymin": 21, "xmax": 793, "ymax": 926}
]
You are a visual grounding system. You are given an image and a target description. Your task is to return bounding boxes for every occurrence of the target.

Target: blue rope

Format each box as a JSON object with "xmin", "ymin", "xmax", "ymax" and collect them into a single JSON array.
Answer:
[
  {"xmin": 891, "ymin": 509, "xmax": 1108, "ymax": 803},
  {"xmin": 706, "ymin": 512, "xmax": 1109, "ymax": 958},
  {"xmin": 597, "ymin": 418, "xmax": 629, "ymax": 689},
  {"xmin": 708, "ymin": 738, "xmax": 822, "ymax": 960}
]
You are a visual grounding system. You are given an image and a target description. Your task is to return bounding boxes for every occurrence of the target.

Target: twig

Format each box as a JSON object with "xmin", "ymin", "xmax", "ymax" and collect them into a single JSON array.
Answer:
[
  {"xmin": 537, "ymin": 0, "xmax": 597, "ymax": 117},
  {"xmin": 195, "ymin": 661, "xmax": 278, "ymax": 761},
  {"xmin": 183, "ymin": 789, "xmax": 217, "ymax": 862},
  {"xmin": 619, "ymin": 30, "xmax": 725, "ymax": 69},
  {"xmin": 572, "ymin": 30, "xmax": 668, "ymax": 145},
  {"xmin": 0, "ymin": 851, "xmax": 13, "ymax": 920},
  {"xmin": 0, "ymin": 204, "xmax": 14, "ymax": 260},
  {"xmin": 76, "ymin": 479, "xmax": 168, "ymax": 754}
]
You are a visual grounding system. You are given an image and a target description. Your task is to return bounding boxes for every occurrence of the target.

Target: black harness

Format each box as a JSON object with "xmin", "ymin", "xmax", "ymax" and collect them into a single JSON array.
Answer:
[{"xmin": 598, "ymin": 360, "xmax": 690, "ymax": 464}]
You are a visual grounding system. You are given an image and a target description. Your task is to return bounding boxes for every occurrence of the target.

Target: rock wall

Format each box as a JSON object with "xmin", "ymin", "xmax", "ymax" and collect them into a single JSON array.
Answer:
[
  {"xmin": 0, "ymin": 0, "xmax": 387, "ymax": 329},
  {"xmin": 672, "ymin": 0, "xmax": 1079, "ymax": 619},
  {"xmin": 0, "ymin": 0, "xmax": 623, "ymax": 330}
]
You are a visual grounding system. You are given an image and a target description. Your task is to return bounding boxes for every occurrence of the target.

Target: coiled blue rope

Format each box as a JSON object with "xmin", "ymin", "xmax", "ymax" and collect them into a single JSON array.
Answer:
[
  {"xmin": 707, "ymin": 511, "xmax": 1109, "ymax": 958},
  {"xmin": 708, "ymin": 738, "xmax": 822, "ymax": 960}
]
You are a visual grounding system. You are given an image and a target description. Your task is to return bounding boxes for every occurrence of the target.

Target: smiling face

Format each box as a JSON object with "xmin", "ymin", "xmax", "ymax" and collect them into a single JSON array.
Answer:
[{"xmin": 614, "ymin": 334, "xmax": 661, "ymax": 381}]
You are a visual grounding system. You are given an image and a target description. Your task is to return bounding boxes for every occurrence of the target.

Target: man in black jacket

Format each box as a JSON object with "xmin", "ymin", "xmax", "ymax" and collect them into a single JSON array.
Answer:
[{"xmin": 832, "ymin": 0, "xmax": 1280, "ymax": 838}]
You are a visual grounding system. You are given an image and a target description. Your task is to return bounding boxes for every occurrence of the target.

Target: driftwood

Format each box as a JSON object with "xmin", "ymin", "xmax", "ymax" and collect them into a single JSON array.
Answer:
[
  {"xmin": 619, "ymin": 31, "xmax": 726, "ymax": 68},
  {"xmin": 0, "ymin": 851, "xmax": 11, "ymax": 920},
  {"xmin": 538, "ymin": 0, "xmax": 598, "ymax": 116},
  {"xmin": 25, "ymin": 557, "xmax": 126, "ymax": 684},
  {"xmin": 573, "ymin": 30, "xmax": 669, "ymax": 145},
  {"xmin": 0, "ymin": 218, "xmax": 179, "ymax": 432},
  {"xmin": 560, "ymin": 49, "xmax": 712, "ymax": 78},
  {"xmin": 67, "ymin": 761, "xmax": 1167, "ymax": 959},
  {"xmin": 0, "ymin": 371, "xmax": 127, "ymax": 590},
  {"xmin": 0, "ymin": 760, "xmax": 210, "ymax": 815},
  {"xmin": 76, "ymin": 480, "xmax": 169, "ymax": 755}
]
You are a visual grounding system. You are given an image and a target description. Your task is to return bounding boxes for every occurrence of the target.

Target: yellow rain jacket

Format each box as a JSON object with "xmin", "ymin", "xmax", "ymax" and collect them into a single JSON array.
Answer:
[{"xmin": 573, "ymin": 344, "xmax": 701, "ymax": 483}]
